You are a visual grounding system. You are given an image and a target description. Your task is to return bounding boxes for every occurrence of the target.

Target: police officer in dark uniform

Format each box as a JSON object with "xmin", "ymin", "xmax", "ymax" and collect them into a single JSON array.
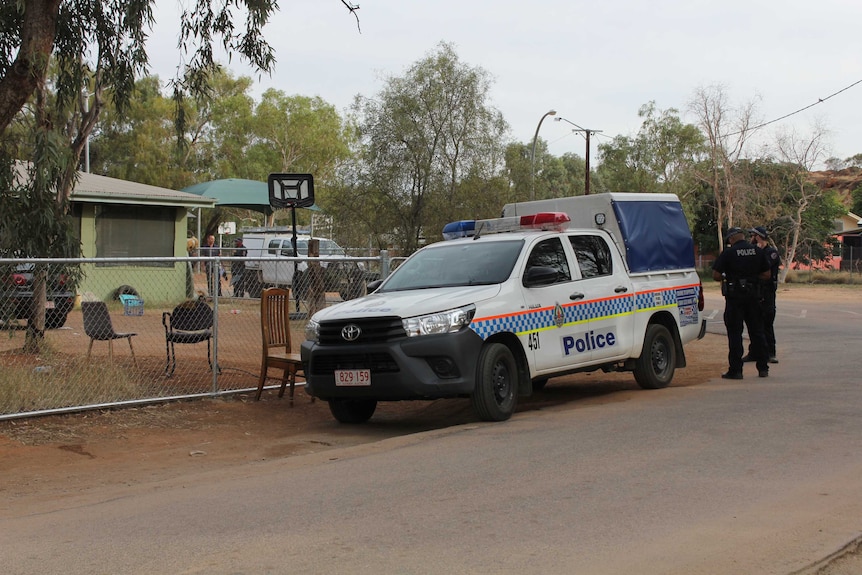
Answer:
[
  {"xmin": 743, "ymin": 226, "xmax": 781, "ymax": 364},
  {"xmin": 712, "ymin": 227, "xmax": 772, "ymax": 379}
]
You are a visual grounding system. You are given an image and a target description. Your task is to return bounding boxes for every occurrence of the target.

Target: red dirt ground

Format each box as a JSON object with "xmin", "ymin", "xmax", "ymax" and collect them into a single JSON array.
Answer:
[{"xmin": 1, "ymin": 284, "xmax": 854, "ymax": 503}]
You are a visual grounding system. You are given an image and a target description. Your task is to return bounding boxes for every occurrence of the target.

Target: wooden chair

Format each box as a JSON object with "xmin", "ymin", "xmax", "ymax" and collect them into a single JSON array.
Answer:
[
  {"xmin": 257, "ymin": 287, "xmax": 308, "ymax": 404},
  {"xmin": 82, "ymin": 301, "xmax": 138, "ymax": 367}
]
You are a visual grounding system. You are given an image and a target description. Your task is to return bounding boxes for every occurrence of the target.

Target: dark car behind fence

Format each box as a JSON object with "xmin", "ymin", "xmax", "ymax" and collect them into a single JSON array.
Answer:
[{"xmin": 0, "ymin": 252, "xmax": 404, "ymax": 420}]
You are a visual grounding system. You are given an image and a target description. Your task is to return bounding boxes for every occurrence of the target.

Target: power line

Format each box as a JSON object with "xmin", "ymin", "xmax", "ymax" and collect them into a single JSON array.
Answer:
[{"xmin": 746, "ymin": 78, "xmax": 862, "ymax": 133}]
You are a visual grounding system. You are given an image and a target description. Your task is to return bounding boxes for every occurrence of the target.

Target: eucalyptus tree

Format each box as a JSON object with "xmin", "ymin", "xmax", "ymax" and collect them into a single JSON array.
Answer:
[
  {"xmin": 89, "ymin": 75, "xmax": 192, "ymax": 188},
  {"xmin": 250, "ymin": 91, "xmax": 352, "ymax": 182},
  {"xmin": 503, "ymin": 140, "xmax": 585, "ymax": 201},
  {"xmin": 595, "ymin": 102, "xmax": 704, "ymax": 208},
  {"xmin": 769, "ymin": 126, "xmax": 840, "ymax": 282},
  {"xmin": 0, "ymin": 0, "xmax": 357, "ymax": 349},
  {"xmin": 688, "ymin": 85, "xmax": 760, "ymax": 248},
  {"xmin": 346, "ymin": 42, "xmax": 508, "ymax": 254}
]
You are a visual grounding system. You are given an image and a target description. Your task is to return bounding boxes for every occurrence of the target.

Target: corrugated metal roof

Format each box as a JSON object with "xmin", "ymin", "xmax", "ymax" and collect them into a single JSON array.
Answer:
[
  {"xmin": 73, "ymin": 171, "xmax": 215, "ymax": 208},
  {"xmin": 12, "ymin": 161, "xmax": 215, "ymax": 208}
]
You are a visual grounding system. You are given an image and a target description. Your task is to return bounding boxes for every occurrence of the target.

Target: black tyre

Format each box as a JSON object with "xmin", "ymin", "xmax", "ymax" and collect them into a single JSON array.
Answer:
[
  {"xmin": 634, "ymin": 324, "xmax": 676, "ymax": 389},
  {"xmin": 531, "ymin": 377, "xmax": 549, "ymax": 391},
  {"xmin": 293, "ymin": 269, "xmax": 309, "ymax": 302},
  {"xmin": 328, "ymin": 398, "xmax": 378, "ymax": 424},
  {"xmin": 248, "ymin": 274, "xmax": 263, "ymax": 298},
  {"xmin": 45, "ymin": 308, "xmax": 69, "ymax": 329},
  {"xmin": 471, "ymin": 342, "xmax": 518, "ymax": 421},
  {"xmin": 112, "ymin": 285, "xmax": 139, "ymax": 300}
]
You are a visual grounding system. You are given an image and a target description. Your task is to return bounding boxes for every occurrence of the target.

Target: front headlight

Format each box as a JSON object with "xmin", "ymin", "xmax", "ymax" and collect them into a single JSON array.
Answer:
[
  {"xmin": 305, "ymin": 318, "xmax": 320, "ymax": 342},
  {"xmin": 402, "ymin": 304, "xmax": 476, "ymax": 337}
]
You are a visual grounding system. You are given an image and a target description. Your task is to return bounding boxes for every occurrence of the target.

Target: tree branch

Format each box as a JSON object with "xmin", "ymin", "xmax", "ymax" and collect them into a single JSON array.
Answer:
[{"xmin": 340, "ymin": 0, "xmax": 361, "ymax": 33}]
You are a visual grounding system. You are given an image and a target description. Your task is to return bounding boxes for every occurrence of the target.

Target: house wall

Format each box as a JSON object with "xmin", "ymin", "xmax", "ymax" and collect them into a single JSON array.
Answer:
[{"xmin": 76, "ymin": 204, "xmax": 191, "ymax": 304}]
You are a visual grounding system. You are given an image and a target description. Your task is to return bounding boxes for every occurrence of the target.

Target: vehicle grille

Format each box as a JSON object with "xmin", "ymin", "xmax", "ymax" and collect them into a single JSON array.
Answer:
[
  {"xmin": 318, "ymin": 317, "xmax": 406, "ymax": 345},
  {"xmin": 311, "ymin": 353, "xmax": 400, "ymax": 375}
]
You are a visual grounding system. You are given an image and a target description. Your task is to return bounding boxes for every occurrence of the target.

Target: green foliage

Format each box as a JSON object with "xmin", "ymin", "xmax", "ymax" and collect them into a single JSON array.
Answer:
[
  {"xmin": 595, "ymin": 102, "xmax": 704, "ymax": 198},
  {"xmin": 851, "ymin": 184, "xmax": 862, "ymax": 216},
  {"xmin": 91, "ymin": 76, "xmax": 193, "ymax": 188},
  {"xmin": 341, "ymin": 42, "xmax": 508, "ymax": 254}
]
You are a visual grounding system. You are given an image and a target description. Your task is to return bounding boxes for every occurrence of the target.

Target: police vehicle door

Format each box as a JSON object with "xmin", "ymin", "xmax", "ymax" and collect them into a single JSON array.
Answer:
[
  {"xmin": 566, "ymin": 233, "xmax": 635, "ymax": 364},
  {"xmin": 520, "ymin": 236, "xmax": 589, "ymax": 372}
]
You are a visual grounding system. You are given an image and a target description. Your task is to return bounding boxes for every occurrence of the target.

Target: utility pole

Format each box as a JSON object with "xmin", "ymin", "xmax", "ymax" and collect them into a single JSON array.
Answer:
[{"xmin": 554, "ymin": 117, "xmax": 601, "ymax": 195}]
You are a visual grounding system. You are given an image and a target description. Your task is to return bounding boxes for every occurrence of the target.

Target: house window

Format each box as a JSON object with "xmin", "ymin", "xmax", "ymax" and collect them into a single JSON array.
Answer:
[{"xmin": 95, "ymin": 205, "xmax": 175, "ymax": 267}]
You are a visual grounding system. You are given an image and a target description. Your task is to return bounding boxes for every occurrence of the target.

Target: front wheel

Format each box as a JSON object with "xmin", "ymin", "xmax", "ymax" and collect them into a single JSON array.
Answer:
[
  {"xmin": 634, "ymin": 324, "xmax": 676, "ymax": 389},
  {"xmin": 328, "ymin": 398, "xmax": 378, "ymax": 424},
  {"xmin": 471, "ymin": 343, "xmax": 518, "ymax": 422}
]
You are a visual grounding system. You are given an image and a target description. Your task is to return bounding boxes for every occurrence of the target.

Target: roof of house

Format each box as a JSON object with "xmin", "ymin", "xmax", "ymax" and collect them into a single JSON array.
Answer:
[
  {"xmin": 73, "ymin": 171, "xmax": 216, "ymax": 209},
  {"xmin": 13, "ymin": 161, "xmax": 215, "ymax": 209}
]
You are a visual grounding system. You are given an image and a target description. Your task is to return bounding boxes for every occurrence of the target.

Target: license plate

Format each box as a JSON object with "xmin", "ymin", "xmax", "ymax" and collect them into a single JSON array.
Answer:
[
  {"xmin": 45, "ymin": 300, "xmax": 55, "ymax": 309},
  {"xmin": 335, "ymin": 369, "xmax": 371, "ymax": 386}
]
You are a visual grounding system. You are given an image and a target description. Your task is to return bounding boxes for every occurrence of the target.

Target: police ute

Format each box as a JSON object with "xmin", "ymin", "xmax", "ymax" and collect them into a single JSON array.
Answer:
[{"xmin": 301, "ymin": 192, "xmax": 706, "ymax": 424}]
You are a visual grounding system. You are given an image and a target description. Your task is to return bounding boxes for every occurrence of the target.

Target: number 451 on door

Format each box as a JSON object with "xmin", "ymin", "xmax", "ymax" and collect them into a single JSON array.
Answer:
[{"xmin": 528, "ymin": 332, "xmax": 540, "ymax": 350}]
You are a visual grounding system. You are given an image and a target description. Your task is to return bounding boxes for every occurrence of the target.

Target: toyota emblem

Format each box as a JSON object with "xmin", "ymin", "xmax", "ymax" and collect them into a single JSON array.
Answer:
[{"xmin": 341, "ymin": 324, "xmax": 362, "ymax": 342}]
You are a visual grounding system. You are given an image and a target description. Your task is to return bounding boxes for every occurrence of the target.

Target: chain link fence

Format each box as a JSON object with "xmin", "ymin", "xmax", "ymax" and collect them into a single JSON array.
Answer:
[{"xmin": 0, "ymin": 252, "xmax": 404, "ymax": 420}]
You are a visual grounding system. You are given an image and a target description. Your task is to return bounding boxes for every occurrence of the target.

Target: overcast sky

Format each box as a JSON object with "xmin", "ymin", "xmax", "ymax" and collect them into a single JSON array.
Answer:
[{"xmin": 149, "ymin": 0, "xmax": 862, "ymax": 169}]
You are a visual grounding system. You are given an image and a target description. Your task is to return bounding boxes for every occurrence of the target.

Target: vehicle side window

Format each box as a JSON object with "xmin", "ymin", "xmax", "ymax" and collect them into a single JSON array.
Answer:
[
  {"xmin": 525, "ymin": 238, "xmax": 571, "ymax": 283},
  {"xmin": 267, "ymin": 240, "xmax": 280, "ymax": 255},
  {"xmin": 568, "ymin": 235, "xmax": 613, "ymax": 279}
]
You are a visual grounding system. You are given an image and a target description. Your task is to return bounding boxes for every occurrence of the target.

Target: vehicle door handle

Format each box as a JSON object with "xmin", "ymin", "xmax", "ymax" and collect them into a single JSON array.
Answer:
[
  {"xmin": 614, "ymin": 286, "xmax": 629, "ymax": 293},
  {"xmin": 570, "ymin": 292, "xmax": 585, "ymax": 301}
]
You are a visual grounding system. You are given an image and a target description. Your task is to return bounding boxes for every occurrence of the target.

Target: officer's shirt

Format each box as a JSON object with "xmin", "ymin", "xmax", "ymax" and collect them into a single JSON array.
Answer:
[
  {"xmin": 712, "ymin": 239, "xmax": 770, "ymax": 280},
  {"xmin": 764, "ymin": 245, "xmax": 781, "ymax": 283}
]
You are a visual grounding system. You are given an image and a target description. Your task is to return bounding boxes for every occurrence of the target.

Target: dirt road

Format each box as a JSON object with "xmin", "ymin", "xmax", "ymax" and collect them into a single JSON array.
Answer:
[{"xmin": 2, "ymin": 283, "xmax": 860, "ymax": 573}]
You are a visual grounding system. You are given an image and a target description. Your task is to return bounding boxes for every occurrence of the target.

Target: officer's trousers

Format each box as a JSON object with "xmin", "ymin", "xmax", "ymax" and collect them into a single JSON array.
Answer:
[
  {"xmin": 747, "ymin": 289, "xmax": 777, "ymax": 359},
  {"xmin": 724, "ymin": 295, "xmax": 768, "ymax": 374},
  {"xmin": 762, "ymin": 289, "xmax": 777, "ymax": 358}
]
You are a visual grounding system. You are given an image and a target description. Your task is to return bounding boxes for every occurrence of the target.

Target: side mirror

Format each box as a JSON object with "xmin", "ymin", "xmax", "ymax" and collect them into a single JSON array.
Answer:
[
  {"xmin": 523, "ymin": 266, "xmax": 559, "ymax": 287},
  {"xmin": 366, "ymin": 279, "xmax": 383, "ymax": 293}
]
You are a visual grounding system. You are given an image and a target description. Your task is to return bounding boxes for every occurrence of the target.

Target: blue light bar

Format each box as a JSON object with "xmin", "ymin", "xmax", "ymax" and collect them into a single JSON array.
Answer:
[{"xmin": 442, "ymin": 220, "xmax": 476, "ymax": 240}]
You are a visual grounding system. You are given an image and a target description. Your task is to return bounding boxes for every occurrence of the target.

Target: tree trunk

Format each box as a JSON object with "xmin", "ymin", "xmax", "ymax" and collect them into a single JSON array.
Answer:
[
  {"xmin": 23, "ymin": 270, "xmax": 48, "ymax": 353},
  {"xmin": 0, "ymin": 0, "xmax": 61, "ymax": 134}
]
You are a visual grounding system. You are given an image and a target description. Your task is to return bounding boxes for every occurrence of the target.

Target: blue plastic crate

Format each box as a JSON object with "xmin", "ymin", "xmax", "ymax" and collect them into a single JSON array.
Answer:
[{"xmin": 119, "ymin": 294, "xmax": 144, "ymax": 316}]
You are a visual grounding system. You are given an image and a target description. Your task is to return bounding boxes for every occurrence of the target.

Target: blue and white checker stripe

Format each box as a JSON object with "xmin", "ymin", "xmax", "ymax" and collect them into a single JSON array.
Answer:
[{"xmin": 471, "ymin": 287, "xmax": 682, "ymax": 340}]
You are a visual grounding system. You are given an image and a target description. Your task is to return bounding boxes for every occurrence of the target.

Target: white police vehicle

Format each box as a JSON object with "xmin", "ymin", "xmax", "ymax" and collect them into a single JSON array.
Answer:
[{"xmin": 301, "ymin": 193, "xmax": 706, "ymax": 424}]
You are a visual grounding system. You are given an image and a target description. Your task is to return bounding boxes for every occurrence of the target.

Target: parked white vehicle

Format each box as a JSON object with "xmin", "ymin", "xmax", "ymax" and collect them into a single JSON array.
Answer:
[
  {"xmin": 301, "ymin": 193, "xmax": 706, "ymax": 424},
  {"xmin": 242, "ymin": 232, "xmax": 368, "ymax": 300}
]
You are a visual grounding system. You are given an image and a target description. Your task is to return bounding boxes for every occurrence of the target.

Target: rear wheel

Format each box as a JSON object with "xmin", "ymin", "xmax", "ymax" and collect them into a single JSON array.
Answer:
[
  {"xmin": 471, "ymin": 343, "xmax": 518, "ymax": 421},
  {"xmin": 328, "ymin": 398, "xmax": 378, "ymax": 424},
  {"xmin": 634, "ymin": 324, "xmax": 676, "ymax": 389},
  {"xmin": 45, "ymin": 308, "xmax": 69, "ymax": 329},
  {"xmin": 248, "ymin": 273, "xmax": 263, "ymax": 298}
]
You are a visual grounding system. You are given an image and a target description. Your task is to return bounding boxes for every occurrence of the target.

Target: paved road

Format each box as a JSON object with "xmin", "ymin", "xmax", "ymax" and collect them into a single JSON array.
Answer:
[{"xmin": 3, "ymin": 291, "xmax": 862, "ymax": 575}]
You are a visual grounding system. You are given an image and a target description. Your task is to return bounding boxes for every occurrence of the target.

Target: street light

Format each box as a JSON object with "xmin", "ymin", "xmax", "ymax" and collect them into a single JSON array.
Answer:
[
  {"xmin": 530, "ymin": 109, "xmax": 556, "ymax": 201},
  {"xmin": 555, "ymin": 116, "xmax": 601, "ymax": 195}
]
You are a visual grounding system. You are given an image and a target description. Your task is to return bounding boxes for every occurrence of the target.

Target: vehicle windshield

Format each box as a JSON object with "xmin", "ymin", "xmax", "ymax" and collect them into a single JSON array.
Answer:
[
  {"xmin": 292, "ymin": 238, "xmax": 346, "ymax": 257},
  {"xmin": 381, "ymin": 239, "xmax": 524, "ymax": 291}
]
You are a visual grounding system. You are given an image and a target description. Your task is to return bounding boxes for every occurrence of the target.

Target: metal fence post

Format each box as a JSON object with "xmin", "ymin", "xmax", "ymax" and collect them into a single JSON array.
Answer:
[
  {"xmin": 380, "ymin": 250, "xmax": 390, "ymax": 280},
  {"xmin": 211, "ymin": 255, "xmax": 220, "ymax": 394}
]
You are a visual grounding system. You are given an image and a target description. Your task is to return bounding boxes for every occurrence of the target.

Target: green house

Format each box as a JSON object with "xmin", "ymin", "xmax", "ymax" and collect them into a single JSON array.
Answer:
[{"xmin": 70, "ymin": 171, "xmax": 215, "ymax": 303}]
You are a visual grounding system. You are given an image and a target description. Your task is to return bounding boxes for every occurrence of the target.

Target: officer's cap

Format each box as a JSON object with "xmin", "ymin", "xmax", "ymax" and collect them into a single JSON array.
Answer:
[
  {"xmin": 724, "ymin": 227, "xmax": 744, "ymax": 243},
  {"xmin": 749, "ymin": 226, "xmax": 769, "ymax": 239}
]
